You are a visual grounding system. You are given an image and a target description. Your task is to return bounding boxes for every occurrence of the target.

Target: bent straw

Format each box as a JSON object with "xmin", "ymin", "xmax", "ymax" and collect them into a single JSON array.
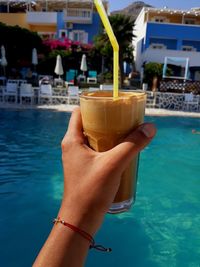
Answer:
[{"xmin": 94, "ymin": 0, "xmax": 119, "ymax": 98}]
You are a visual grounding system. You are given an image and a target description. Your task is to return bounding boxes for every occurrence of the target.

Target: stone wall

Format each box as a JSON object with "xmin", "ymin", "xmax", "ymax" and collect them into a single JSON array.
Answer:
[
  {"xmin": 160, "ymin": 80, "xmax": 200, "ymax": 94},
  {"xmin": 146, "ymin": 92, "xmax": 200, "ymax": 112}
]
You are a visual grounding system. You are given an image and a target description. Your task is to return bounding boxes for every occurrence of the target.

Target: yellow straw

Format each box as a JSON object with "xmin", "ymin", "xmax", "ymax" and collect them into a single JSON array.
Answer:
[{"xmin": 94, "ymin": 0, "xmax": 119, "ymax": 98}]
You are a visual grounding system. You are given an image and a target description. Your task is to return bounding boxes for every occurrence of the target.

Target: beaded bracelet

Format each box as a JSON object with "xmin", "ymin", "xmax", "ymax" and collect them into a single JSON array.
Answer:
[{"xmin": 53, "ymin": 217, "xmax": 112, "ymax": 252}]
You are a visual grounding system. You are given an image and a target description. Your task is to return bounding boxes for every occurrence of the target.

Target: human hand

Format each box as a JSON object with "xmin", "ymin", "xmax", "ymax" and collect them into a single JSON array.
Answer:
[
  {"xmin": 59, "ymin": 107, "xmax": 156, "ymax": 235},
  {"xmin": 33, "ymin": 107, "xmax": 156, "ymax": 267}
]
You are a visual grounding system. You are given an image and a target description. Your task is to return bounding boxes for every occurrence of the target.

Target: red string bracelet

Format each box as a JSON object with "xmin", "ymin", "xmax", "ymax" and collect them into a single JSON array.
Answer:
[{"xmin": 53, "ymin": 217, "xmax": 112, "ymax": 252}]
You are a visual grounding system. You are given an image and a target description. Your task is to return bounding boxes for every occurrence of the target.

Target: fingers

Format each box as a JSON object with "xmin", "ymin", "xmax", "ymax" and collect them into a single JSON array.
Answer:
[
  {"xmin": 62, "ymin": 107, "xmax": 85, "ymax": 144},
  {"xmin": 107, "ymin": 123, "xmax": 156, "ymax": 170}
]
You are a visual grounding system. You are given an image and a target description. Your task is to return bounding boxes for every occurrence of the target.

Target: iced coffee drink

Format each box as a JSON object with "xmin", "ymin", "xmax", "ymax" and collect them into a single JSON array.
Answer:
[{"xmin": 80, "ymin": 91, "xmax": 146, "ymax": 213}]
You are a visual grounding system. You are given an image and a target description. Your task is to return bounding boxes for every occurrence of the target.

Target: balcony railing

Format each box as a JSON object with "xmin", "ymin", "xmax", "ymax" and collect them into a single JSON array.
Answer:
[
  {"xmin": 26, "ymin": 12, "xmax": 57, "ymax": 24},
  {"xmin": 64, "ymin": 9, "xmax": 92, "ymax": 24},
  {"xmin": 143, "ymin": 48, "xmax": 200, "ymax": 67}
]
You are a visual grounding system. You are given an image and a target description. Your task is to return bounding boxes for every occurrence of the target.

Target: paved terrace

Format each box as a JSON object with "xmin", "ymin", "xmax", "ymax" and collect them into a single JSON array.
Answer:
[{"xmin": 1, "ymin": 102, "xmax": 200, "ymax": 118}]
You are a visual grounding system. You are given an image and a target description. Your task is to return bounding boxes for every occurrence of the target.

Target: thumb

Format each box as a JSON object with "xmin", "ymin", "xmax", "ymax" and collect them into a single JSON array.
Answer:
[
  {"xmin": 107, "ymin": 123, "xmax": 156, "ymax": 169},
  {"xmin": 62, "ymin": 107, "xmax": 85, "ymax": 145}
]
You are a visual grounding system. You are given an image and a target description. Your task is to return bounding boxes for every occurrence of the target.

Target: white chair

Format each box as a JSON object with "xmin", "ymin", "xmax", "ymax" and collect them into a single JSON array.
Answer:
[
  {"xmin": 54, "ymin": 78, "xmax": 64, "ymax": 87},
  {"xmin": 20, "ymin": 83, "xmax": 34, "ymax": 105},
  {"xmin": 7, "ymin": 79, "xmax": 27, "ymax": 86},
  {"xmin": 183, "ymin": 93, "xmax": 199, "ymax": 111},
  {"xmin": 17, "ymin": 79, "xmax": 27, "ymax": 85},
  {"xmin": 38, "ymin": 75, "xmax": 53, "ymax": 86},
  {"xmin": 87, "ymin": 71, "xmax": 97, "ymax": 84},
  {"xmin": 68, "ymin": 86, "xmax": 79, "ymax": 104},
  {"xmin": 100, "ymin": 84, "xmax": 113, "ymax": 91},
  {"xmin": 65, "ymin": 81, "xmax": 74, "ymax": 88},
  {"xmin": 77, "ymin": 75, "xmax": 86, "ymax": 83},
  {"xmin": 39, "ymin": 84, "xmax": 53, "ymax": 104},
  {"xmin": 87, "ymin": 77, "xmax": 97, "ymax": 84},
  {"xmin": 7, "ymin": 79, "xmax": 19, "ymax": 84},
  {"xmin": 3, "ymin": 82, "xmax": 18, "ymax": 103}
]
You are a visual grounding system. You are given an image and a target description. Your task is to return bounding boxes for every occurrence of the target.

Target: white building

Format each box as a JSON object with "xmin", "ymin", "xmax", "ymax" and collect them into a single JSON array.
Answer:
[{"xmin": 133, "ymin": 7, "xmax": 200, "ymax": 81}]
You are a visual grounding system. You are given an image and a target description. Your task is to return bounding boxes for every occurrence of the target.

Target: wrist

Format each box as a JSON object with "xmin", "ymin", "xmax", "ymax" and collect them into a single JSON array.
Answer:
[{"xmin": 58, "ymin": 200, "xmax": 105, "ymax": 236}]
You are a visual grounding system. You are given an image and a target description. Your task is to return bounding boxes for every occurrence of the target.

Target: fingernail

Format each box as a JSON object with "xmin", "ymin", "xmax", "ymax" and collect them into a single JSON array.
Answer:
[{"xmin": 139, "ymin": 124, "xmax": 156, "ymax": 138}]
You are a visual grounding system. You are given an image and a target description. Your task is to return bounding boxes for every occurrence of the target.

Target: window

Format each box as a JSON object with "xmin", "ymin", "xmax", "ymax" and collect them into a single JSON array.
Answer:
[
  {"xmin": 82, "ymin": 10, "xmax": 90, "ymax": 18},
  {"xmin": 66, "ymin": 22, "xmax": 73, "ymax": 29},
  {"xmin": 152, "ymin": 16, "xmax": 168, "ymax": 23},
  {"xmin": 194, "ymin": 71, "xmax": 200, "ymax": 81},
  {"xmin": 182, "ymin": 46, "xmax": 196, "ymax": 52},
  {"xmin": 74, "ymin": 31, "xmax": 84, "ymax": 42},
  {"xmin": 54, "ymin": 9, "xmax": 63, "ymax": 12},
  {"xmin": 155, "ymin": 18, "xmax": 164, "ymax": 22},
  {"xmin": 184, "ymin": 18, "xmax": 196, "ymax": 25},
  {"xmin": 59, "ymin": 30, "xmax": 67, "ymax": 39},
  {"xmin": 67, "ymin": 9, "xmax": 78, "ymax": 17},
  {"xmin": 150, "ymin": 43, "xmax": 166, "ymax": 49},
  {"xmin": 70, "ymin": 30, "xmax": 88, "ymax": 44},
  {"xmin": 67, "ymin": 8, "xmax": 91, "ymax": 18}
]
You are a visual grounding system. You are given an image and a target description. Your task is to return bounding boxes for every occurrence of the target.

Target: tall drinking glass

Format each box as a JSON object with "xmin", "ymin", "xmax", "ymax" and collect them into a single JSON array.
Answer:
[{"xmin": 80, "ymin": 90, "xmax": 146, "ymax": 214}]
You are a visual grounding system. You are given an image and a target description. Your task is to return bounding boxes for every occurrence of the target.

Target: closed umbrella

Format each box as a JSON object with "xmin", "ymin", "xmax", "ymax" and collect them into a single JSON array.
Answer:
[
  {"xmin": 1, "ymin": 45, "xmax": 7, "ymax": 75},
  {"xmin": 80, "ymin": 54, "xmax": 87, "ymax": 75},
  {"xmin": 54, "ymin": 55, "xmax": 64, "ymax": 79},
  {"xmin": 123, "ymin": 61, "xmax": 127, "ymax": 75},
  {"xmin": 32, "ymin": 48, "xmax": 38, "ymax": 67}
]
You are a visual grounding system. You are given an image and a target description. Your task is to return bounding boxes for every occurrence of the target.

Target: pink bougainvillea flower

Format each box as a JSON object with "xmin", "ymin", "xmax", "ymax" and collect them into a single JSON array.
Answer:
[{"xmin": 43, "ymin": 37, "xmax": 94, "ymax": 52}]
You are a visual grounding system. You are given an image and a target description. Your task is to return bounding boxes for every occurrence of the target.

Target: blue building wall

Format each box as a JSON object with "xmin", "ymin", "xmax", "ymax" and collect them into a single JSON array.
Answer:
[
  {"xmin": 57, "ymin": 12, "xmax": 65, "ymax": 38},
  {"xmin": 69, "ymin": 13, "xmax": 101, "ymax": 43},
  {"xmin": 182, "ymin": 40, "xmax": 200, "ymax": 52},
  {"xmin": 149, "ymin": 37, "xmax": 177, "ymax": 50},
  {"xmin": 56, "ymin": 12, "xmax": 101, "ymax": 43},
  {"xmin": 145, "ymin": 22, "xmax": 200, "ymax": 51},
  {"xmin": 141, "ymin": 38, "xmax": 145, "ymax": 53}
]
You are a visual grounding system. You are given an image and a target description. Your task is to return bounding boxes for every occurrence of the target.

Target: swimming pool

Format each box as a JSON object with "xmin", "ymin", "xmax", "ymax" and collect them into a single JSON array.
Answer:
[{"xmin": 0, "ymin": 109, "xmax": 200, "ymax": 267}]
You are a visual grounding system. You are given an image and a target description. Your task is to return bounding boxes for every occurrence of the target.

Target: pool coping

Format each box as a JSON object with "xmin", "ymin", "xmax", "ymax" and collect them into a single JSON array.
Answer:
[{"xmin": 1, "ymin": 103, "xmax": 200, "ymax": 118}]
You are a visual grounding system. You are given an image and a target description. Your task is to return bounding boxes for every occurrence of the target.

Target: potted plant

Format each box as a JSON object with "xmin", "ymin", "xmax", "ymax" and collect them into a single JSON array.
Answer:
[{"xmin": 143, "ymin": 62, "xmax": 163, "ymax": 92}]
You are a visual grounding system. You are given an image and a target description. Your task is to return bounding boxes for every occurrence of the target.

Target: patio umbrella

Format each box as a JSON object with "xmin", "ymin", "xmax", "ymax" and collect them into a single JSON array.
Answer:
[
  {"xmin": 1, "ymin": 45, "xmax": 8, "ymax": 75},
  {"xmin": 54, "ymin": 55, "xmax": 64, "ymax": 79},
  {"xmin": 123, "ymin": 61, "xmax": 127, "ymax": 75},
  {"xmin": 32, "ymin": 48, "xmax": 38, "ymax": 70},
  {"xmin": 80, "ymin": 54, "xmax": 87, "ymax": 75}
]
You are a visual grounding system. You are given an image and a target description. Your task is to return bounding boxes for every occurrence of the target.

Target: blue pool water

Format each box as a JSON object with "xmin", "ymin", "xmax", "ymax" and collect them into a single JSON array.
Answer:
[{"xmin": 0, "ymin": 109, "xmax": 200, "ymax": 267}]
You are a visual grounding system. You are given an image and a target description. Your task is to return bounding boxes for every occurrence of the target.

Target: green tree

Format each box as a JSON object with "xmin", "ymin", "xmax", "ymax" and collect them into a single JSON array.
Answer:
[
  {"xmin": 144, "ymin": 62, "xmax": 172, "ymax": 91},
  {"xmin": 0, "ymin": 23, "xmax": 43, "ymax": 75},
  {"xmin": 94, "ymin": 14, "xmax": 135, "ymax": 86}
]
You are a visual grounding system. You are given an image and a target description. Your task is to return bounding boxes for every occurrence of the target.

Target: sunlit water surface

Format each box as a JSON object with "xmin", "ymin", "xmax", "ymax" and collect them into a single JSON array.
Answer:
[{"xmin": 0, "ymin": 109, "xmax": 200, "ymax": 267}]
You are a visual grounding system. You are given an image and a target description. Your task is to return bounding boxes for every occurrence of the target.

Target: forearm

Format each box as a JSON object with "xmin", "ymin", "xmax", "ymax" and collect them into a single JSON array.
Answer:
[
  {"xmin": 33, "ymin": 108, "xmax": 156, "ymax": 267},
  {"xmin": 33, "ymin": 224, "xmax": 89, "ymax": 267},
  {"xmin": 33, "ymin": 202, "xmax": 104, "ymax": 267}
]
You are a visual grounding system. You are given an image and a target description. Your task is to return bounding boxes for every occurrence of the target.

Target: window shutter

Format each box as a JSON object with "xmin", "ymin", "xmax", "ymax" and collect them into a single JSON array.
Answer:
[
  {"xmin": 83, "ymin": 32, "xmax": 88, "ymax": 44},
  {"xmin": 69, "ymin": 31, "xmax": 73, "ymax": 41}
]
